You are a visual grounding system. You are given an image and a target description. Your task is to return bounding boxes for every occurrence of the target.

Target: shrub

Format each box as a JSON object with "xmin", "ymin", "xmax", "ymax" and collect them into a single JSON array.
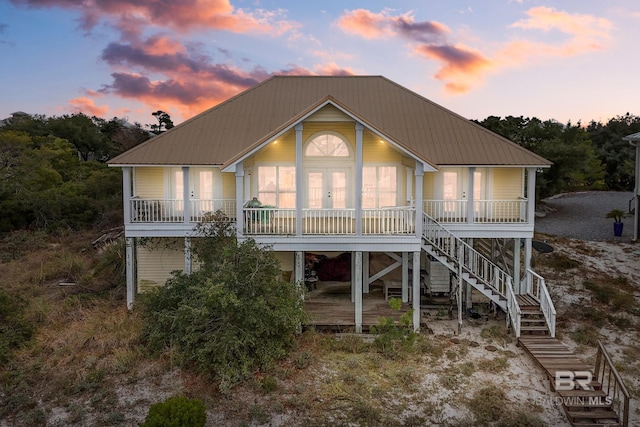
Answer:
[
  {"xmin": 140, "ymin": 217, "xmax": 306, "ymax": 391},
  {"xmin": 141, "ymin": 396, "xmax": 206, "ymax": 427},
  {"xmin": 466, "ymin": 384, "xmax": 507, "ymax": 424},
  {"xmin": 0, "ymin": 289, "xmax": 34, "ymax": 364}
]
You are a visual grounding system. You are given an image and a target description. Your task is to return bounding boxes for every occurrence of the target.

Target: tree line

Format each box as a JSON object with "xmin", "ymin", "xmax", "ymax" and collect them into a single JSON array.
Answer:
[
  {"xmin": 0, "ymin": 110, "xmax": 638, "ymax": 233},
  {"xmin": 475, "ymin": 113, "xmax": 640, "ymax": 199}
]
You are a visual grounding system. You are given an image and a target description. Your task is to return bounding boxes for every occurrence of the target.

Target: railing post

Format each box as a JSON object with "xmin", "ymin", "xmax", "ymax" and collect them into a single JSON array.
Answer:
[
  {"xmin": 122, "ymin": 167, "xmax": 131, "ymax": 225},
  {"xmin": 414, "ymin": 162, "xmax": 424, "ymax": 237}
]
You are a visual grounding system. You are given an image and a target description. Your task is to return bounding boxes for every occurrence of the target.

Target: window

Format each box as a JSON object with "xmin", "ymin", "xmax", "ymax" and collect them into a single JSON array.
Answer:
[
  {"xmin": 305, "ymin": 132, "xmax": 350, "ymax": 157},
  {"xmin": 257, "ymin": 166, "xmax": 296, "ymax": 208},
  {"xmin": 363, "ymin": 166, "xmax": 397, "ymax": 208}
]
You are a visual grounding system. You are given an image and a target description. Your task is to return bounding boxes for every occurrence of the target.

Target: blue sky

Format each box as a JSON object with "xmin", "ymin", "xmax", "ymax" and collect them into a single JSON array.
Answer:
[{"xmin": 1, "ymin": 0, "xmax": 639, "ymax": 126}]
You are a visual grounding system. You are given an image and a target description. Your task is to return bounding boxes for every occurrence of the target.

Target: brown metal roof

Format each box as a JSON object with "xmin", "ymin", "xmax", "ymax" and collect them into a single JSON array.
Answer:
[{"xmin": 108, "ymin": 76, "xmax": 551, "ymax": 167}]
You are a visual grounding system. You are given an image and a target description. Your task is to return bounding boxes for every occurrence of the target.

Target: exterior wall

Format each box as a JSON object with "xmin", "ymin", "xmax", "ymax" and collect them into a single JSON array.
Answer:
[
  {"xmin": 423, "ymin": 173, "xmax": 435, "ymax": 200},
  {"xmin": 134, "ymin": 167, "xmax": 165, "ymax": 198},
  {"xmin": 493, "ymin": 168, "xmax": 523, "ymax": 199},
  {"xmin": 254, "ymin": 130, "xmax": 296, "ymax": 162},
  {"xmin": 136, "ymin": 239, "xmax": 184, "ymax": 292},
  {"xmin": 222, "ymin": 172, "xmax": 236, "ymax": 199}
]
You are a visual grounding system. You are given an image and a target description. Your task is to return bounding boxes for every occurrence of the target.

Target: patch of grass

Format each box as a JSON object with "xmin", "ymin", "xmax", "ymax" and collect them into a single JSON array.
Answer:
[
  {"xmin": 332, "ymin": 334, "xmax": 370, "ymax": 353},
  {"xmin": 546, "ymin": 252, "xmax": 581, "ymax": 271},
  {"xmin": 248, "ymin": 403, "xmax": 270, "ymax": 424},
  {"xmin": 479, "ymin": 356, "xmax": 509, "ymax": 373},
  {"xmin": 466, "ymin": 384, "xmax": 507, "ymax": 424},
  {"xmin": 480, "ymin": 325, "xmax": 510, "ymax": 345},
  {"xmin": 572, "ymin": 326, "xmax": 600, "ymax": 346},
  {"xmin": 348, "ymin": 400, "xmax": 382, "ymax": 425}
]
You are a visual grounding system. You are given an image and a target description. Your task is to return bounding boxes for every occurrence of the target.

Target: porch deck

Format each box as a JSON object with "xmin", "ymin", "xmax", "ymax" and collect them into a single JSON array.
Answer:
[{"xmin": 303, "ymin": 280, "xmax": 414, "ymax": 331}]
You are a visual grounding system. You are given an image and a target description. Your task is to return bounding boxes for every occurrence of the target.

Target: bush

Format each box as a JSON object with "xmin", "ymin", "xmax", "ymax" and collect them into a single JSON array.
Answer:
[
  {"xmin": 140, "ymin": 217, "xmax": 306, "ymax": 391},
  {"xmin": 0, "ymin": 289, "xmax": 34, "ymax": 364},
  {"xmin": 141, "ymin": 396, "xmax": 206, "ymax": 427}
]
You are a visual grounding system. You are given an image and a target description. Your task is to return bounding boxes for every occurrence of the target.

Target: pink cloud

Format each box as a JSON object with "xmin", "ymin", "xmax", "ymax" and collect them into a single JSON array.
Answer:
[
  {"xmin": 68, "ymin": 96, "xmax": 109, "ymax": 116},
  {"xmin": 338, "ymin": 7, "xmax": 612, "ymax": 94},
  {"xmin": 10, "ymin": 0, "xmax": 293, "ymax": 35},
  {"xmin": 337, "ymin": 9, "xmax": 448, "ymax": 41}
]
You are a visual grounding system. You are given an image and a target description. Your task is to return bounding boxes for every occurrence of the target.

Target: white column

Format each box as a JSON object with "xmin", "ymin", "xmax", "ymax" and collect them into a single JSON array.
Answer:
[
  {"xmin": 401, "ymin": 252, "xmax": 409, "ymax": 302},
  {"xmin": 182, "ymin": 166, "xmax": 190, "ymax": 224},
  {"xmin": 295, "ymin": 123, "xmax": 303, "ymax": 236},
  {"xmin": 294, "ymin": 251, "xmax": 304, "ymax": 284},
  {"xmin": 122, "ymin": 167, "xmax": 131, "ymax": 225},
  {"xmin": 235, "ymin": 162, "xmax": 244, "ymax": 237},
  {"xmin": 513, "ymin": 238, "xmax": 521, "ymax": 293},
  {"xmin": 414, "ymin": 162, "xmax": 424, "ymax": 237},
  {"xmin": 184, "ymin": 237, "xmax": 192, "ymax": 275},
  {"xmin": 355, "ymin": 251, "xmax": 363, "ymax": 333},
  {"xmin": 355, "ymin": 122, "xmax": 363, "ymax": 236},
  {"xmin": 363, "ymin": 252, "xmax": 370, "ymax": 293},
  {"xmin": 412, "ymin": 251, "xmax": 421, "ymax": 332},
  {"xmin": 524, "ymin": 237, "xmax": 532, "ymax": 294},
  {"xmin": 126, "ymin": 237, "xmax": 135, "ymax": 310},
  {"xmin": 527, "ymin": 168, "xmax": 536, "ymax": 224},
  {"xmin": 467, "ymin": 167, "xmax": 475, "ymax": 223}
]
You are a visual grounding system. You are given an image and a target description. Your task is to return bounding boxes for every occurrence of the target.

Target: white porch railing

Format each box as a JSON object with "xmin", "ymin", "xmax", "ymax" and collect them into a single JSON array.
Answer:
[
  {"xmin": 130, "ymin": 198, "xmax": 236, "ymax": 223},
  {"xmin": 241, "ymin": 206, "xmax": 415, "ymax": 235},
  {"xmin": 523, "ymin": 269, "xmax": 556, "ymax": 338},
  {"xmin": 505, "ymin": 280, "xmax": 522, "ymax": 338},
  {"xmin": 424, "ymin": 199, "xmax": 527, "ymax": 223}
]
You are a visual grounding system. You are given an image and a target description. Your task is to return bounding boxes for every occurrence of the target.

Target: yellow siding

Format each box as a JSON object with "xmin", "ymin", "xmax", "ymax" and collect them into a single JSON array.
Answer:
[
  {"xmin": 135, "ymin": 167, "xmax": 164, "ymax": 198},
  {"xmin": 136, "ymin": 239, "xmax": 184, "ymax": 292},
  {"xmin": 303, "ymin": 122, "xmax": 355, "ymax": 146},
  {"xmin": 255, "ymin": 130, "xmax": 296, "ymax": 162},
  {"xmin": 493, "ymin": 168, "xmax": 523, "ymax": 199},
  {"xmin": 363, "ymin": 130, "xmax": 401, "ymax": 162},
  {"xmin": 306, "ymin": 105, "xmax": 353, "ymax": 122},
  {"xmin": 423, "ymin": 173, "xmax": 435, "ymax": 200},
  {"xmin": 222, "ymin": 173, "xmax": 236, "ymax": 199}
]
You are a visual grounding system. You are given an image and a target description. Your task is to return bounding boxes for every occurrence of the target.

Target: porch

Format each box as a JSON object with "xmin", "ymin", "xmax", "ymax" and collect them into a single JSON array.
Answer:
[
  {"xmin": 127, "ymin": 198, "xmax": 530, "ymax": 234},
  {"xmin": 303, "ymin": 280, "xmax": 415, "ymax": 331}
]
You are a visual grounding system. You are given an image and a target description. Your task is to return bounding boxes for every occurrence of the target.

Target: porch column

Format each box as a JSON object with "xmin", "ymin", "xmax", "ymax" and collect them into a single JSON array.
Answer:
[
  {"xmin": 126, "ymin": 237, "xmax": 135, "ymax": 310},
  {"xmin": 355, "ymin": 123, "xmax": 363, "ymax": 236},
  {"xmin": 363, "ymin": 252, "xmax": 370, "ymax": 293},
  {"xmin": 524, "ymin": 238, "xmax": 532, "ymax": 293},
  {"xmin": 294, "ymin": 251, "xmax": 304, "ymax": 285},
  {"xmin": 467, "ymin": 167, "xmax": 475, "ymax": 223},
  {"xmin": 513, "ymin": 238, "xmax": 521, "ymax": 293},
  {"xmin": 235, "ymin": 162, "xmax": 244, "ymax": 237},
  {"xmin": 527, "ymin": 168, "xmax": 536, "ymax": 223},
  {"xmin": 414, "ymin": 162, "xmax": 424, "ymax": 238},
  {"xmin": 182, "ymin": 166, "xmax": 190, "ymax": 224},
  {"xmin": 401, "ymin": 252, "xmax": 409, "ymax": 302},
  {"xmin": 184, "ymin": 237, "xmax": 192, "ymax": 275},
  {"xmin": 412, "ymin": 250, "xmax": 421, "ymax": 332},
  {"xmin": 122, "ymin": 167, "xmax": 131, "ymax": 225},
  {"xmin": 355, "ymin": 251, "xmax": 363, "ymax": 333},
  {"xmin": 295, "ymin": 123, "xmax": 303, "ymax": 236}
]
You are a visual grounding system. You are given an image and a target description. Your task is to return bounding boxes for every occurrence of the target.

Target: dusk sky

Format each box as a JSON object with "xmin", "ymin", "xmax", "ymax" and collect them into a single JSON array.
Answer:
[{"xmin": 1, "ymin": 0, "xmax": 638, "ymax": 127}]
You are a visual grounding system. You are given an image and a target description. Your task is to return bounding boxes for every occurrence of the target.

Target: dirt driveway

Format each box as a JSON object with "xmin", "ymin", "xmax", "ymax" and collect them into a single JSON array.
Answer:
[{"xmin": 535, "ymin": 191, "xmax": 634, "ymax": 242}]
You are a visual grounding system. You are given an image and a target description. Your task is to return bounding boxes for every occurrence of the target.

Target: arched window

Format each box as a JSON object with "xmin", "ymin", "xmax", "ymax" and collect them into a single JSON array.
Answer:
[{"xmin": 305, "ymin": 132, "xmax": 350, "ymax": 157}]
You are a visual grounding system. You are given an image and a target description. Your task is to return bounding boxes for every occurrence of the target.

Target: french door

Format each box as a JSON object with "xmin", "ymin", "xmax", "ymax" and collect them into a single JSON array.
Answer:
[{"xmin": 306, "ymin": 168, "xmax": 349, "ymax": 209}]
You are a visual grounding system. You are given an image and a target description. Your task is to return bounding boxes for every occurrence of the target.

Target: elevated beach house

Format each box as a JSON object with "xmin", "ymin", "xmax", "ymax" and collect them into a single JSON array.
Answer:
[{"xmin": 108, "ymin": 75, "xmax": 555, "ymax": 335}]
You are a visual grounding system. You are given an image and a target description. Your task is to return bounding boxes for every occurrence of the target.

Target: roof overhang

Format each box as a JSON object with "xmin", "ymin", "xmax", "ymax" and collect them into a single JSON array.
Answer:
[{"xmin": 221, "ymin": 97, "xmax": 438, "ymax": 173}]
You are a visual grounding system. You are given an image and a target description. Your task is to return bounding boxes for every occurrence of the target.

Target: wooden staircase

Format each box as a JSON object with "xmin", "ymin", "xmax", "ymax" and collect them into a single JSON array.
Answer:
[
  {"xmin": 421, "ymin": 214, "xmax": 556, "ymax": 338},
  {"xmin": 517, "ymin": 295, "xmax": 550, "ymax": 336},
  {"xmin": 519, "ymin": 337, "xmax": 630, "ymax": 427}
]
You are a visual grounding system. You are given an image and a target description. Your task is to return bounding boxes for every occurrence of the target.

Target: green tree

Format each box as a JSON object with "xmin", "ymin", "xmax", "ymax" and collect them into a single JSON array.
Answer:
[
  {"xmin": 476, "ymin": 116, "xmax": 605, "ymax": 198},
  {"xmin": 587, "ymin": 113, "xmax": 640, "ymax": 190},
  {"xmin": 148, "ymin": 110, "xmax": 174, "ymax": 135},
  {"xmin": 139, "ymin": 216, "xmax": 305, "ymax": 391}
]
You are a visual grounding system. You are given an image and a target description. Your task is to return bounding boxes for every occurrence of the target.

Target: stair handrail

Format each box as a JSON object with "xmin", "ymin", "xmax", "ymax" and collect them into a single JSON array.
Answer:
[
  {"xmin": 505, "ymin": 277, "xmax": 521, "ymax": 338},
  {"xmin": 422, "ymin": 213, "xmax": 510, "ymax": 299},
  {"xmin": 524, "ymin": 269, "xmax": 556, "ymax": 338},
  {"xmin": 595, "ymin": 340, "xmax": 631, "ymax": 427}
]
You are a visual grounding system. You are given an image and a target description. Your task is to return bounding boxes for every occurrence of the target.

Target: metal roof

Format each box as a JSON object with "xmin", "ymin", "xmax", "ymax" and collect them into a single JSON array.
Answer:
[{"xmin": 108, "ymin": 76, "xmax": 551, "ymax": 168}]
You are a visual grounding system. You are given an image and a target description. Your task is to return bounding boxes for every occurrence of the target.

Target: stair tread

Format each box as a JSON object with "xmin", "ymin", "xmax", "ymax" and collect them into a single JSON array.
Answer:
[
  {"xmin": 566, "ymin": 409, "xmax": 618, "ymax": 419},
  {"xmin": 558, "ymin": 390, "xmax": 607, "ymax": 398}
]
